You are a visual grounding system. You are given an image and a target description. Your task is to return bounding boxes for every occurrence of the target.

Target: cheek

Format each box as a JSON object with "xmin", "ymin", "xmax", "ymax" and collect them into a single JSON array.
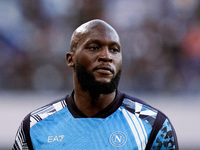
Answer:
[
  {"xmin": 75, "ymin": 53, "xmax": 95, "ymax": 68},
  {"xmin": 115, "ymin": 55, "xmax": 122, "ymax": 70}
]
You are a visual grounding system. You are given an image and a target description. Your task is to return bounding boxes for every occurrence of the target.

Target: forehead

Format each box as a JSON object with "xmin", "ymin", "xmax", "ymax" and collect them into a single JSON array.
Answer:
[
  {"xmin": 71, "ymin": 21, "xmax": 121, "ymax": 48},
  {"xmin": 80, "ymin": 26, "xmax": 120, "ymax": 47},
  {"xmin": 89, "ymin": 29, "xmax": 119, "ymax": 42}
]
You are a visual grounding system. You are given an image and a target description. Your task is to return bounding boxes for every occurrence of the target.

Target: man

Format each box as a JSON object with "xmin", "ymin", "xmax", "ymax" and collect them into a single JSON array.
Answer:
[{"xmin": 13, "ymin": 19, "xmax": 178, "ymax": 150}]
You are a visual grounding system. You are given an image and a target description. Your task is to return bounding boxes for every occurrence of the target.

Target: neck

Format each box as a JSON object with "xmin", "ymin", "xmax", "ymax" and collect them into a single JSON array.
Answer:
[{"xmin": 73, "ymin": 88, "xmax": 116, "ymax": 117}]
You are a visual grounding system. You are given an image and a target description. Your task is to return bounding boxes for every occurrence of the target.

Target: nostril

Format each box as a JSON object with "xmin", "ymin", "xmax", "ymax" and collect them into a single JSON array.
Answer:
[{"xmin": 98, "ymin": 57, "xmax": 112, "ymax": 62}]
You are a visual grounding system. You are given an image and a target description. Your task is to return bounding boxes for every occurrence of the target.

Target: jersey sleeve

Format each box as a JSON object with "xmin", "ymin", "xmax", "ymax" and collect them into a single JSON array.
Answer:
[
  {"xmin": 12, "ymin": 114, "xmax": 34, "ymax": 150},
  {"xmin": 150, "ymin": 118, "xmax": 179, "ymax": 150}
]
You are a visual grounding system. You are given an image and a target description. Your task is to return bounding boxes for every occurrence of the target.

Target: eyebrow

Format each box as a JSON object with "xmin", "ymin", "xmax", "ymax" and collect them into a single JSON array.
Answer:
[{"xmin": 84, "ymin": 39, "xmax": 120, "ymax": 47}]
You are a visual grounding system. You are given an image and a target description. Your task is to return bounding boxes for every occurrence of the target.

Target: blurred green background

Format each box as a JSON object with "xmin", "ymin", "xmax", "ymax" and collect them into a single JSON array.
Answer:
[{"xmin": 0, "ymin": 0, "xmax": 200, "ymax": 149}]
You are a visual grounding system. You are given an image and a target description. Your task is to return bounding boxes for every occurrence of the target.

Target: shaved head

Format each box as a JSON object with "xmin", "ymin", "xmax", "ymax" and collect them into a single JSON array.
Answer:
[
  {"xmin": 70, "ymin": 19, "xmax": 120, "ymax": 52},
  {"xmin": 66, "ymin": 19, "xmax": 122, "ymax": 96}
]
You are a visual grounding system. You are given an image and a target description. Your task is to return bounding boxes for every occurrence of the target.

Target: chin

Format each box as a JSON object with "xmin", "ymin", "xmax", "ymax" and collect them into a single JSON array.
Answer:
[{"xmin": 95, "ymin": 78, "xmax": 112, "ymax": 83}]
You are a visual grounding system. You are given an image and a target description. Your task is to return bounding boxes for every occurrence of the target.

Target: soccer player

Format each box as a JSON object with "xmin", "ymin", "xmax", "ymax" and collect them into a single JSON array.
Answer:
[{"xmin": 13, "ymin": 19, "xmax": 178, "ymax": 150}]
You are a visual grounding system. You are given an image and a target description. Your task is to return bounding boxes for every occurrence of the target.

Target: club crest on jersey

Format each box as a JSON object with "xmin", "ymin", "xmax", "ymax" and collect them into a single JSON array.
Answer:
[{"xmin": 109, "ymin": 131, "xmax": 127, "ymax": 147}]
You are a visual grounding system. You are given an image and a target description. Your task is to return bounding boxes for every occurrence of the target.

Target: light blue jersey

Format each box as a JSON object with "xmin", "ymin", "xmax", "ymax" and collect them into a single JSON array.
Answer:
[{"xmin": 13, "ymin": 91, "xmax": 178, "ymax": 150}]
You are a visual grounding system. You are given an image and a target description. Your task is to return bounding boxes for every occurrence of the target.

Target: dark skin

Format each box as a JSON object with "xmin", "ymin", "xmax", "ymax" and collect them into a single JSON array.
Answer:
[{"xmin": 66, "ymin": 20, "xmax": 122, "ymax": 117}]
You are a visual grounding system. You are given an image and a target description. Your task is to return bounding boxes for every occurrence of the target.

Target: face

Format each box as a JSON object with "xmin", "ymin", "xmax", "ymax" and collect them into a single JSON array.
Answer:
[
  {"xmin": 67, "ymin": 22, "xmax": 122, "ymax": 94},
  {"xmin": 75, "ymin": 60, "xmax": 121, "ymax": 96}
]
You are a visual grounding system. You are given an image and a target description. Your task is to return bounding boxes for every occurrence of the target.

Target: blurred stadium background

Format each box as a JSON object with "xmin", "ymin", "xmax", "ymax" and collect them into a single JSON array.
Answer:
[{"xmin": 0, "ymin": 0, "xmax": 200, "ymax": 149}]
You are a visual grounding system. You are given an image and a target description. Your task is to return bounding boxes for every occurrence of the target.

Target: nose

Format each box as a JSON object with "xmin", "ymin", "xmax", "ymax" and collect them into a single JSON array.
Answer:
[{"xmin": 98, "ymin": 47, "xmax": 112, "ymax": 62}]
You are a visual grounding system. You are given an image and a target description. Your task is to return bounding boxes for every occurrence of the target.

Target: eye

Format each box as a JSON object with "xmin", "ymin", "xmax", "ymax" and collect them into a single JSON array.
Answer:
[
  {"xmin": 88, "ymin": 46, "xmax": 100, "ymax": 50},
  {"xmin": 110, "ymin": 47, "xmax": 119, "ymax": 53}
]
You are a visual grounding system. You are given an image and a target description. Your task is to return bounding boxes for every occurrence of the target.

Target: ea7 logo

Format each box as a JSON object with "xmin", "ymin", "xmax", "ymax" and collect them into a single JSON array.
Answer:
[{"xmin": 48, "ymin": 135, "xmax": 64, "ymax": 143}]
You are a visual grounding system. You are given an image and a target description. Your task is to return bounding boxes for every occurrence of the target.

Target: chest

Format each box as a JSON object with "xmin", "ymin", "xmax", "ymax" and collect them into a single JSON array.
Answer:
[{"xmin": 30, "ymin": 107, "xmax": 151, "ymax": 150}]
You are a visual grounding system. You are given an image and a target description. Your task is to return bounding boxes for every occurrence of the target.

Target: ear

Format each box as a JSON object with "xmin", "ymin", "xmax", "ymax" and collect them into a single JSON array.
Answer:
[{"xmin": 66, "ymin": 52, "xmax": 75, "ymax": 67}]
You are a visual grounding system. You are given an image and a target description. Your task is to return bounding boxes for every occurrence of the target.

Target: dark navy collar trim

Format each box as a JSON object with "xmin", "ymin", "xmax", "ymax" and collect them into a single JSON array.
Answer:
[{"xmin": 65, "ymin": 90, "xmax": 124, "ymax": 118}]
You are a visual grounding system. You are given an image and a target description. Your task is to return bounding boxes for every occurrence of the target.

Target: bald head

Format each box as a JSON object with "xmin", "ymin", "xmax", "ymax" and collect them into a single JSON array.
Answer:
[{"xmin": 70, "ymin": 19, "xmax": 120, "ymax": 52}]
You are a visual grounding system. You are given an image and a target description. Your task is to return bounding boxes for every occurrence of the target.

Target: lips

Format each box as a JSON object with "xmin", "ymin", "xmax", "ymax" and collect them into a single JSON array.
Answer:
[{"xmin": 93, "ymin": 65, "xmax": 114, "ymax": 74}]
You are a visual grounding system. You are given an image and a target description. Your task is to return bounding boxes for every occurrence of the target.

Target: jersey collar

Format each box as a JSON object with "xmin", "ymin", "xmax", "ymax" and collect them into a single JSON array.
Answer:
[{"xmin": 65, "ymin": 90, "xmax": 124, "ymax": 118}]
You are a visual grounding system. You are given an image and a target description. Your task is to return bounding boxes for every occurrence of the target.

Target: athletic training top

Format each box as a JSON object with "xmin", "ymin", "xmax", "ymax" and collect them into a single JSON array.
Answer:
[{"xmin": 12, "ymin": 90, "xmax": 178, "ymax": 150}]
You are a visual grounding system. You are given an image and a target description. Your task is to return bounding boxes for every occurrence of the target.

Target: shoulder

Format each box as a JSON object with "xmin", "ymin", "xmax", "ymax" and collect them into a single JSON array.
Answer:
[
  {"xmin": 120, "ymin": 92, "xmax": 178, "ymax": 149},
  {"xmin": 28, "ymin": 96, "xmax": 68, "ymax": 127},
  {"xmin": 120, "ymin": 92, "xmax": 169, "ymax": 126},
  {"xmin": 13, "ymin": 96, "xmax": 69, "ymax": 150},
  {"xmin": 20, "ymin": 95, "xmax": 68, "ymax": 130},
  {"xmin": 121, "ymin": 93, "xmax": 160, "ymax": 114},
  {"xmin": 122, "ymin": 93, "xmax": 167, "ymax": 116}
]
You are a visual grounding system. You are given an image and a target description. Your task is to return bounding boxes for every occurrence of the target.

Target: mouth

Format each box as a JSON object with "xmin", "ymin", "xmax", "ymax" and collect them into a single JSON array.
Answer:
[{"xmin": 93, "ymin": 66, "xmax": 114, "ymax": 74}]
